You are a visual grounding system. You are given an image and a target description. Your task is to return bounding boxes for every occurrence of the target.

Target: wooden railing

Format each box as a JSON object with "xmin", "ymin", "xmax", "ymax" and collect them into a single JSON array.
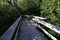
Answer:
[
  {"xmin": 32, "ymin": 16, "xmax": 60, "ymax": 40},
  {"xmin": 0, "ymin": 16, "xmax": 22, "ymax": 40}
]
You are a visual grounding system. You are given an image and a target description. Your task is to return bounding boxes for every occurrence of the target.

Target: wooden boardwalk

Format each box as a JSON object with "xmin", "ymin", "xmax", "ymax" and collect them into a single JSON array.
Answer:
[
  {"xmin": 0, "ymin": 16, "xmax": 59, "ymax": 40},
  {"xmin": 16, "ymin": 19, "xmax": 47, "ymax": 40}
]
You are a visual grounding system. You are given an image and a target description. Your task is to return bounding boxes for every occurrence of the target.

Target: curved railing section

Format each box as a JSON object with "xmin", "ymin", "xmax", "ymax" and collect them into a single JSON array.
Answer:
[{"xmin": 32, "ymin": 16, "xmax": 60, "ymax": 40}]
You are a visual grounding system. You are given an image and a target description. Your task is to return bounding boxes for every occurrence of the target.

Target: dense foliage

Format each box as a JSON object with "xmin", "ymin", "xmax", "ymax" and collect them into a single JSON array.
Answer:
[
  {"xmin": 40, "ymin": 0, "xmax": 60, "ymax": 26},
  {"xmin": 18, "ymin": 0, "xmax": 40, "ymax": 15},
  {"xmin": 17, "ymin": 0, "xmax": 60, "ymax": 26},
  {"xmin": 0, "ymin": 0, "xmax": 19, "ymax": 36}
]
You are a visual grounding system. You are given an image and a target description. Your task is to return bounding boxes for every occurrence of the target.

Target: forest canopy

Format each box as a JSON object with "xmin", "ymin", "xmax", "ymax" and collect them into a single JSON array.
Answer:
[
  {"xmin": 0, "ymin": 0, "xmax": 60, "ymax": 26},
  {"xmin": 17, "ymin": 0, "xmax": 60, "ymax": 26}
]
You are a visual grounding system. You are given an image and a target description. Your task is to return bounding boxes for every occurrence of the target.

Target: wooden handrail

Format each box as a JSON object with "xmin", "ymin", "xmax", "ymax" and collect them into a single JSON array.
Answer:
[
  {"xmin": 33, "ymin": 16, "xmax": 46, "ymax": 20},
  {"xmin": 32, "ymin": 18, "xmax": 60, "ymax": 34},
  {"xmin": 0, "ymin": 16, "xmax": 22, "ymax": 40},
  {"xmin": 32, "ymin": 17, "xmax": 60, "ymax": 40},
  {"xmin": 36, "ymin": 25, "xmax": 57, "ymax": 40}
]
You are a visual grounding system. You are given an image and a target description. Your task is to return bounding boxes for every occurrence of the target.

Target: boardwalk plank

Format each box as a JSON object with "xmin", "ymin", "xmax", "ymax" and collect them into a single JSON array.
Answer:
[{"xmin": 16, "ymin": 19, "xmax": 47, "ymax": 40}]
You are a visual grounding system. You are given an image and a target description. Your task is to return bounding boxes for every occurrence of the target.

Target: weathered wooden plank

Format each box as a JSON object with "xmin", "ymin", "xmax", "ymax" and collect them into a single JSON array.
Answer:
[
  {"xmin": 32, "ymin": 18, "xmax": 60, "ymax": 34},
  {"xmin": 0, "ymin": 16, "xmax": 21, "ymax": 40},
  {"xmin": 16, "ymin": 19, "xmax": 47, "ymax": 40}
]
